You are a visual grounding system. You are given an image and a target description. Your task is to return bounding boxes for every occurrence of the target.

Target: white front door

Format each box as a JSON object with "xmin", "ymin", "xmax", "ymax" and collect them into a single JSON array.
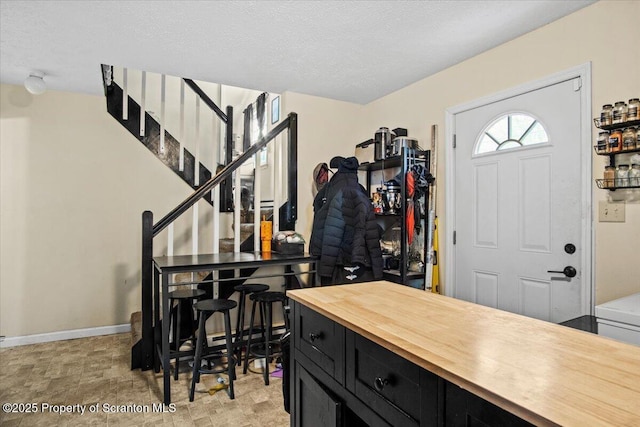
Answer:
[{"xmin": 451, "ymin": 76, "xmax": 589, "ymax": 323}]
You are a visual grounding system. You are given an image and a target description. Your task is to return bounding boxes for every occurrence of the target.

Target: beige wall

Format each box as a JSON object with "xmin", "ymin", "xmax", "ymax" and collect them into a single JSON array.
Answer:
[
  {"xmin": 355, "ymin": 0, "xmax": 640, "ymax": 303},
  {"xmin": 0, "ymin": 84, "xmax": 201, "ymax": 337},
  {"xmin": 280, "ymin": 92, "xmax": 363, "ymax": 245},
  {"xmin": 1, "ymin": 0, "xmax": 638, "ymax": 339},
  {"xmin": 285, "ymin": 0, "xmax": 639, "ymax": 304}
]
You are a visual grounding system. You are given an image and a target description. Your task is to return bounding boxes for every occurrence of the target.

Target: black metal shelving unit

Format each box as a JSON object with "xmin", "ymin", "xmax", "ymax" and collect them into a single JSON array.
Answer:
[{"xmin": 359, "ymin": 148, "xmax": 430, "ymax": 288}]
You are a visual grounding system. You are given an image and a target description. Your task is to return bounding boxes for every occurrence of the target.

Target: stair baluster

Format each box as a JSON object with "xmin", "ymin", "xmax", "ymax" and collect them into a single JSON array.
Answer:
[
  {"xmin": 122, "ymin": 67, "xmax": 128, "ymax": 120},
  {"xmin": 179, "ymin": 79, "xmax": 185, "ymax": 172},
  {"xmin": 140, "ymin": 71, "xmax": 146, "ymax": 137},
  {"xmin": 254, "ymin": 152, "xmax": 262, "ymax": 252},
  {"xmin": 234, "ymin": 169, "xmax": 241, "ymax": 252},
  {"xmin": 160, "ymin": 74, "xmax": 166, "ymax": 153}
]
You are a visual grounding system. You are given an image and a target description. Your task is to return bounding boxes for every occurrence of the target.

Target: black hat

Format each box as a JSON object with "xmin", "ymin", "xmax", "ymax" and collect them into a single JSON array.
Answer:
[
  {"xmin": 329, "ymin": 156, "xmax": 344, "ymax": 169},
  {"xmin": 337, "ymin": 156, "xmax": 359, "ymax": 173}
]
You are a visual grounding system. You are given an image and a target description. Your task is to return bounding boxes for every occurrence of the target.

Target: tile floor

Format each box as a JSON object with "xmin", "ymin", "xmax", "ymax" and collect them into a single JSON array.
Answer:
[{"xmin": 0, "ymin": 333, "xmax": 290, "ymax": 426}]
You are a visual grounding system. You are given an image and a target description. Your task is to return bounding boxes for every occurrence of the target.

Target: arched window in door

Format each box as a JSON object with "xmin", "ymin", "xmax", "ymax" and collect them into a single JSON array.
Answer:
[{"xmin": 474, "ymin": 113, "xmax": 548, "ymax": 155}]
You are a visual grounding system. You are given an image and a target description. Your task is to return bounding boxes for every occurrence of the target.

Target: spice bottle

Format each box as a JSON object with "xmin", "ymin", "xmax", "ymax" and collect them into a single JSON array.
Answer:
[
  {"xmin": 616, "ymin": 164, "xmax": 630, "ymax": 187},
  {"xmin": 601, "ymin": 104, "xmax": 613, "ymax": 126},
  {"xmin": 613, "ymin": 101, "xmax": 628, "ymax": 124},
  {"xmin": 604, "ymin": 166, "xmax": 616, "ymax": 188},
  {"xmin": 628, "ymin": 98, "xmax": 640, "ymax": 122},
  {"xmin": 636, "ymin": 127, "xmax": 640, "ymax": 149},
  {"xmin": 609, "ymin": 129, "xmax": 623, "ymax": 152},
  {"xmin": 622, "ymin": 127, "xmax": 636, "ymax": 151},
  {"xmin": 629, "ymin": 164, "xmax": 640, "ymax": 187},
  {"xmin": 597, "ymin": 131, "xmax": 609, "ymax": 154}
]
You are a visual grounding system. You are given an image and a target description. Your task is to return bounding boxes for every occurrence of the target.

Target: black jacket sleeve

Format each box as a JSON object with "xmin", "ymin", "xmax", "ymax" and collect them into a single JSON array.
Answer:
[{"xmin": 317, "ymin": 191, "xmax": 346, "ymax": 277}]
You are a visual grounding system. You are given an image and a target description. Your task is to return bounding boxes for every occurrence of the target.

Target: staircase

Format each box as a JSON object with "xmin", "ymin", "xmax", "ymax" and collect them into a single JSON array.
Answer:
[{"xmin": 100, "ymin": 65, "xmax": 300, "ymax": 370}]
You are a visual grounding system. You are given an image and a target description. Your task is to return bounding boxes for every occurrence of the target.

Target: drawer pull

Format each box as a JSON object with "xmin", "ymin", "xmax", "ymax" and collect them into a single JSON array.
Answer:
[
  {"xmin": 374, "ymin": 377, "xmax": 389, "ymax": 392},
  {"xmin": 309, "ymin": 332, "xmax": 323, "ymax": 342}
]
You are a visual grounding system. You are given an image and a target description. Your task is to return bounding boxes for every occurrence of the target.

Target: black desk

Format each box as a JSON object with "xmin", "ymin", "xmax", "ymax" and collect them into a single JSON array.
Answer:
[{"xmin": 152, "ymin": 251, "xmax": 316, "ymax": 405}]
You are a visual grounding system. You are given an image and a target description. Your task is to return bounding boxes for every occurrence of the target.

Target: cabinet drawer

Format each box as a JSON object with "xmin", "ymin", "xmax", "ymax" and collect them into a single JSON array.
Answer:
[
  {"xmin": 445, "ymin": 381, "xmax": 533, "ymax": 427},
  {"xmin": 346, "ymin": 332, "xmax": 438, "ymax": 427},
  {"xmin": 294, "ymin": 302, "xmax": 345, "ymax": 383}
]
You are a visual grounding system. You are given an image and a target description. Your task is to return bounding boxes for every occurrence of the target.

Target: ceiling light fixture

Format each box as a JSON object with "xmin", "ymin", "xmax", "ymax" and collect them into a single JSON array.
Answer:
[{"xmin": 24, "ymin": 72, "xmax": 46, "ymax": 95}]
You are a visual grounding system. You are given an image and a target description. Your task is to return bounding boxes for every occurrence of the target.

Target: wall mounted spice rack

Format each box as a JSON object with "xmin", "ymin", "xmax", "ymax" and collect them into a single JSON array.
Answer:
[
  {"xmin": 593, "ymin": 118, "xmax": 640, "ymax": 130},
  {"xmin": 593, "ymin": 118, "xmax": 640, "ymax": 190}
]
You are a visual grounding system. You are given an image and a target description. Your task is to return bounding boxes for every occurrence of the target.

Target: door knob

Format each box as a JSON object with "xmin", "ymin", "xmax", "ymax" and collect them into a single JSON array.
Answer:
[{"xmin": 547, "ymin": 266, "xmax": 577, "ymax": 278}]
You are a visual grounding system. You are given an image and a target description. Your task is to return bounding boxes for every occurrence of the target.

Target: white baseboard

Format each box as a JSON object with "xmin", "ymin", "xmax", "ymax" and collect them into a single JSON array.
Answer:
[{"xmin": 0, "ymin": 324, "xmax": 131, "ymax": 348}]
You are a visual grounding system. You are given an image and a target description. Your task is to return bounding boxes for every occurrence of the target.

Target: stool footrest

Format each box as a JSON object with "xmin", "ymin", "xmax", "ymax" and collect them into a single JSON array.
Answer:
[
  {"xmin": 248, "ymin": 342, "xmax": 282, "ymax": 357},
  {"xmin": 199, "ymin": 366, "xmax": 232, "ymax": 375}
]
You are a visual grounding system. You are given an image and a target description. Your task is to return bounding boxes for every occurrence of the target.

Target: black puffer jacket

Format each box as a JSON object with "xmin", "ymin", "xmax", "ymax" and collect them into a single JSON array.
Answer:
[{"xmin": 310, "ymin": 157, "xmax": 383, "ymax": 279}]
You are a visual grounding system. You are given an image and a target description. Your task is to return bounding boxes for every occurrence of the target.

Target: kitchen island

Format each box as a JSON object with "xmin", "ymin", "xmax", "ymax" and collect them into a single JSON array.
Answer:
[{"xmin": 287, "ymin": 281, "xmax": 640, "ymax": 426}]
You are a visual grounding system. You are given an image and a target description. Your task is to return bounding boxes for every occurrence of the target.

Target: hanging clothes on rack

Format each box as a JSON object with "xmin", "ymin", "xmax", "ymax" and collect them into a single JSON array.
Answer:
[{"xmin": 310, "ymin": 156, "xmax": 383, "ymax": 285}]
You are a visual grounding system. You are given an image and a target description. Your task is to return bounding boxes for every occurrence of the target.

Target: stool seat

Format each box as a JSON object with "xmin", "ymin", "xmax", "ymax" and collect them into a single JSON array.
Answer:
[
  {"xmin": 169, "ymin": 289, "xmax": 205, "ymax": 300},
  {"xmin": 196, "ymin": 299, "xmax": 237, "ymax": 313},
  {"xmin": 251, "ymin": 291, "xmax": 287, "ymax": 303},
  {"xmin": 234, "ymin": 284, "xmax": 270, "ymax": 293}
]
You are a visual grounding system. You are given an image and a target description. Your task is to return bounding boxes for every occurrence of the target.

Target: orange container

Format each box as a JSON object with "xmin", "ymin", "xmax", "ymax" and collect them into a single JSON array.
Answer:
[
  {"xmin": 260, "ymin": 217, "xmax": 272, "ymax": 253},
  {"xmin": 260, "ymin": 218, "xmax": 272, "ymax": 241}
]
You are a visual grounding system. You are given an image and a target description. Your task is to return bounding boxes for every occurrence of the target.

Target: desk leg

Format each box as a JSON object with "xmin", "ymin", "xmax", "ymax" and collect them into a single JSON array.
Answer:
[
  {"xmin": 153, "ymin": 267, "xmax": 160, "ymax": 373},
  {"xmin": 162, "ymin": 271, "xmax": 171, "ymax": 405},
  {"xmin": 285, "ymin": 265, "xmax": 294, "ymax": 290}
]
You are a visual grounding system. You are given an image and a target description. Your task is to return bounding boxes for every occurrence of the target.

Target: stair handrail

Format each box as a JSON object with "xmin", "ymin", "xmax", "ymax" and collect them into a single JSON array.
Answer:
[
  {"xmin": 183, "ymin": 78, "xmax": 228, "ymax": 122},
  {"xmin": 182, "ymin": 77, "xmax": 235, "ymax": 211},
  {"xmin": 152, "ymin": 113, "xmax": 296, "ymax": 236}
]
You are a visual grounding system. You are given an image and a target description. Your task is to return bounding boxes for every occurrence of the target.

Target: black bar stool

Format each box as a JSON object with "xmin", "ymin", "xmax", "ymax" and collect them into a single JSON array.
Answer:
[
  {"xmin": 189, "ymin": 299, "xmax": 237, "ymax": 401},
  {"xmin": 243, "ymin": 291, "xmax": 289, "ymax": 385},
  {"xmin": 232, "ymin": 283, "xmax": 270, "ymax": 367},
  {"xmin": 168, "ymin": 288, "xmax": 205, "ymax": 380}
]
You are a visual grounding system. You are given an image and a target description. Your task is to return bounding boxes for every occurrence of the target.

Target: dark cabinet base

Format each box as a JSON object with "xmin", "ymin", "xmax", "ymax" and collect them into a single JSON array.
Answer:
[
  {"xmin": 291, "ymin": 301, "xmax": 532, "ymax": 427},
  {"xmin": 295, "ymin": 363, "xmax": 342, "ymax": 427},
  {"xmin": 445, "ymin": 383, "xmax": 533, "ymax": 427}
]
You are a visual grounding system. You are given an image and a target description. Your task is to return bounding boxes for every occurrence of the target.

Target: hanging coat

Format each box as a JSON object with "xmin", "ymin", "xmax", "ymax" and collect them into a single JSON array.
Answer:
[{"xmin": 310, "ymin": 157, "xmax": 383, "ymax": 280}]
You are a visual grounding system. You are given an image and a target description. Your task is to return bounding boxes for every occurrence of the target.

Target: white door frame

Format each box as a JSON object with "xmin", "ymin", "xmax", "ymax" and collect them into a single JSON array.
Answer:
[{"xmin": 444, "ymin": 63, "xmax": 593, "ymax": 316}]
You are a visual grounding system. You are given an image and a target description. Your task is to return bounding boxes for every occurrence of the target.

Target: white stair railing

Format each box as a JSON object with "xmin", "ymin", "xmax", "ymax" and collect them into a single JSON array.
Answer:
[
  {"xmin": 179, "ymin": 79, "xmax": 185, "ymax": 172},
  {"xmin": 122, "ymin": 67, "xmax": 128, "ymax": 120},
  {"xmin": 139, "ymin": 71, "xmax": 146, "ymax": 137},
  {"xmin": 112, "ymin": 66, "xmax": 288, "ymax": 259},
  {"xmin": 160, "ymin": 74, "xmax": 166, "ymax": 153}
]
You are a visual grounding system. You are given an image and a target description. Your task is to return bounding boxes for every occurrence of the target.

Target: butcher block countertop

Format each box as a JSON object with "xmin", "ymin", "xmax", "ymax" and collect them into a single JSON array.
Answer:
[{"xmin": 287, "ymin": 281, "xmax": 640, "ymax": 426}]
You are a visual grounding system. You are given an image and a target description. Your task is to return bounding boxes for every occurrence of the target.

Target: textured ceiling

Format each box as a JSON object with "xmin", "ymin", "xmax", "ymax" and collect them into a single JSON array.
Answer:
[{"xmin": 0, "ymin": 0, "xmax": 595, "ymax": 104}]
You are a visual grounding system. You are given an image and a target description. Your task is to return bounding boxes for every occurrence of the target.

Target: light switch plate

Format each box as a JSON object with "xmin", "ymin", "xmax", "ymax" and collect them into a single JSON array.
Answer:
[{"xmin": 599, "ymin": 201, "xmax": 625, "ymax": 222}]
